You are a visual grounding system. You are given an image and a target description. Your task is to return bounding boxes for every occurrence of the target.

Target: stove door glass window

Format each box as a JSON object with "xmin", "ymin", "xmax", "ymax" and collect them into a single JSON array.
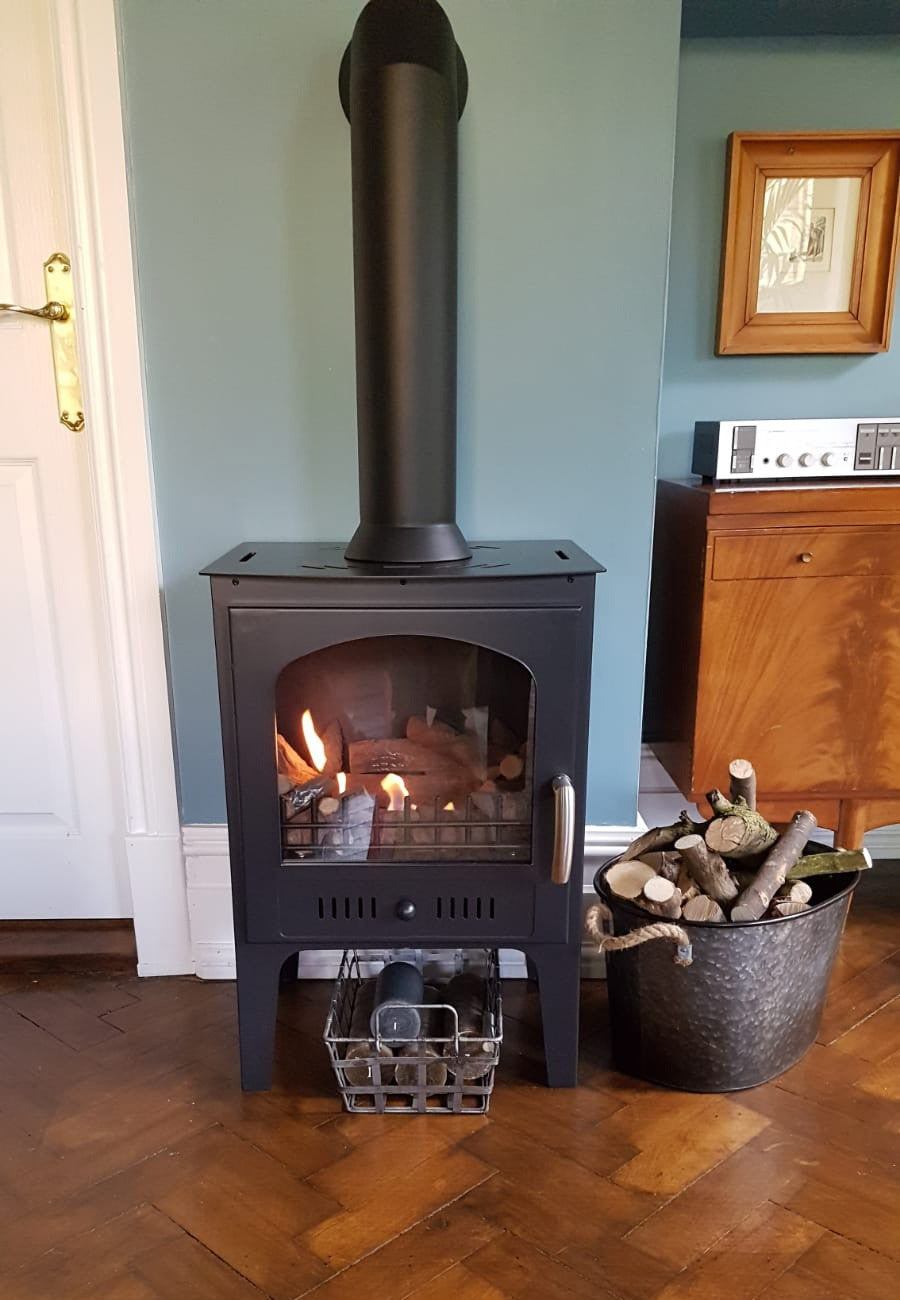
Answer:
[{"xmin": 275, "ymin": 636, "xmax": 534, "ymax": 863}]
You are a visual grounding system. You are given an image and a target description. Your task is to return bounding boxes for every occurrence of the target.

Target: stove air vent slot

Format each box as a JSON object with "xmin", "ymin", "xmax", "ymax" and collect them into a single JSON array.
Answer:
[
  {"xmin": 318, "ymin": 895, "xmax": 378, "ymax": 922},
  {"xmin": 436, "ymin": 895, "xmax": 496, "ymax": 922}
]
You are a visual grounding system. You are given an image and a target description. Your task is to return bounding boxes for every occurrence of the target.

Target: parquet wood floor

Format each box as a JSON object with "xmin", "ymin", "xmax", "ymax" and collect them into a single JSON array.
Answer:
[{"xmin": 1, "ymin": 867, "xmax": 897, "ymax": 1299}]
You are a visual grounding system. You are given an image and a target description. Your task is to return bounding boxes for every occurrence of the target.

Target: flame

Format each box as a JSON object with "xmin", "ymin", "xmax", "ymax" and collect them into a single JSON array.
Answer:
[
  {"xmin": 443, "ymin": 801, "xmax": 456, "ymax": 812},
  {"xmin": 336, "ymin": 771, "xmax": 347, "ymax": 794},
  {"xmin": 380, "ymin": 772, "xmax": 409, "ymax": 811},
  {"xmin": 301, "ymin": 709, "xmax": 326, "ymax": 772}
]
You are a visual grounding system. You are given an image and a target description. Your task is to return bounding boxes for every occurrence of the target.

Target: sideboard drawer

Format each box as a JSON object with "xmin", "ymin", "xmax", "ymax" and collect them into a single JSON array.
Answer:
[{"xmin": 712, "ymin": 528, "xmax": 900, "ymax": 580}]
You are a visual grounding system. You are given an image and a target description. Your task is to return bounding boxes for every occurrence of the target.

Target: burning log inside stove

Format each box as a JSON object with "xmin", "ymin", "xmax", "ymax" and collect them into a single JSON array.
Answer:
[
  {"xmin": 278, "ymin": 702, "xmax": 532, "ymax": 860},
  {"xmin": 349, "ymin": 737, "xmax": 467, "ymax": 778},
  {"xmin": 276, "ymin": 733, "xmax": 319, "ymax": 790}
]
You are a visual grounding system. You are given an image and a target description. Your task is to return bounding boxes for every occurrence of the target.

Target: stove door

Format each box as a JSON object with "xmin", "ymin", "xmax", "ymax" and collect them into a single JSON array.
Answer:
[{"xmin": 225, "ymin": 606, "xmax": 589, "ymax": 944}]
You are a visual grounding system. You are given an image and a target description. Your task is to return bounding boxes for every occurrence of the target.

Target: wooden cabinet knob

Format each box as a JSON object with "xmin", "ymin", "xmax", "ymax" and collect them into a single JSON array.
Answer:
[{"xmin": 799, "ymin": 552, "xmax": 813, "ymax": 563}]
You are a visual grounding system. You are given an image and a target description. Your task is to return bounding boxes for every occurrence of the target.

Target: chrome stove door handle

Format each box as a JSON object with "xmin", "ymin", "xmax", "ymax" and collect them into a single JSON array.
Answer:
[{"xmin": 551, "ymin": 774, "xmax": 575, "ymax": 885}]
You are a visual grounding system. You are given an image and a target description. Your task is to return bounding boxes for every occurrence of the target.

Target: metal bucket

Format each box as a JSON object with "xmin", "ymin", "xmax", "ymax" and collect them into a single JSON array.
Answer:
[{"xmin": 594, "ymin": 853, "xmax": 859, "ymax": 1092}]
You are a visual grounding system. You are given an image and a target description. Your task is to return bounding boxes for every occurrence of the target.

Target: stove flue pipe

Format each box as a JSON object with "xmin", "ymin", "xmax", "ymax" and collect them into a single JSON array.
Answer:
[{"xmin": 341, "ymin": 0, "xmax": 471, "ymax": 564}]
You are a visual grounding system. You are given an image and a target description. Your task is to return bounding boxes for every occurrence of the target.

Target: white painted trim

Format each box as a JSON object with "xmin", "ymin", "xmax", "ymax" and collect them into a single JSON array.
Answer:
[
  {"xmin": 49, "ymin": 1, "xmax": 191, "ymax": 974},
  {"xmin": 182, "ymin": 823, "xmax": 643, "ymax": 981}
]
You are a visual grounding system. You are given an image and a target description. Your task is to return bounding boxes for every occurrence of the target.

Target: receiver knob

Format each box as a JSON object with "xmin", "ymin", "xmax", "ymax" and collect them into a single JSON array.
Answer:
[
  {"xmin": 799, "ymin": 453, "xmax": 815, "ymax": 467},
  {"xmin": 821, "ymin": 452, "xmax": 836, "ymax": 467},
  {"xmin": 776, "ymin": 453, "xmax": 793, "ymax": 468},
  {"xmin": 395, "ymin": 898, "xmax": 416, "ymax": 921}
]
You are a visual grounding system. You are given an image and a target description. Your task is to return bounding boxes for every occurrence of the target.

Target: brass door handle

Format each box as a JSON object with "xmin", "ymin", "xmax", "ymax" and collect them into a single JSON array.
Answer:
[
  {"xmin": 551, "ymin": 774, "xmax": 575, "ymax": 885},
  {"xmin": 0, "ymin": 300, "xmax": 69, "ymax": 321}
]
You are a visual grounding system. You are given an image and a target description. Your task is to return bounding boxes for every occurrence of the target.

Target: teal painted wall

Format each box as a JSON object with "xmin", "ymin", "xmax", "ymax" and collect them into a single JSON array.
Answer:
[
  {"xmin": 117, "ymin": 0, "xmax": 681, "ymax": 826},
  {"xmin": 661, "ymin": 37, "xmax": 900, "ymax": 479}
]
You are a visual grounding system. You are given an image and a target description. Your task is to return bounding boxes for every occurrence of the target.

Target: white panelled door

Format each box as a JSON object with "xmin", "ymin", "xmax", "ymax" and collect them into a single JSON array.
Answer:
[{"xmin": 0, "ymin": 0, "xmax": 129, "ymax": 917}]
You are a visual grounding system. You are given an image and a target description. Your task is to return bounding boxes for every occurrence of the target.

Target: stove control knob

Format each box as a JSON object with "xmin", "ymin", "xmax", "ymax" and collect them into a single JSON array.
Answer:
[
  {"xmin": 776, "ymin": 453, "xmax": 793, "ymax": 468},
  {"xmin": 799, "ymin": 453, "xmax": 815, "ymax": 467},
  {"xmin": 395, "ymin": 898, "xmax": 416, "ymax": 922},
  {"xmin": 822, "ymin": 452, "xmax": 836, "ymax": 467}
]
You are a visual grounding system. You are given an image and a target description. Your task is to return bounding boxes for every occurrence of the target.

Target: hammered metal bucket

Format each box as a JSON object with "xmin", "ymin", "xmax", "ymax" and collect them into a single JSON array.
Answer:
[{"xmin": 594, "ymin": 852, "xmax": 859, "ymax": 1092}]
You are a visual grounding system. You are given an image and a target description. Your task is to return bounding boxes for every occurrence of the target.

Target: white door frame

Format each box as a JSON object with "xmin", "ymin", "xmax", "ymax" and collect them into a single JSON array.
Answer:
[{"xmin": 49, "ymin": 0, "xmax": 191, "ymax": 974}]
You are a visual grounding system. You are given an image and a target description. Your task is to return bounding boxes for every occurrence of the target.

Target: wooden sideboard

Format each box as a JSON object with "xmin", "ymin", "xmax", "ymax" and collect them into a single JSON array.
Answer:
[{"xmin": 644, "ymin": 479, "xmax": 900, "ymax": 848}]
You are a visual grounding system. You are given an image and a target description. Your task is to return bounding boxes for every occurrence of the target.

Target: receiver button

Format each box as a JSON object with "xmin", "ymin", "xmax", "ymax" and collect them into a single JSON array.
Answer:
[
  {"xmin": 821, "ymin": 453, "xmax": 836, "ymax": 467},
  {"xmin": 776, "ymin": 454, "xmax": 793, "ymax": 468},
  {"xmin": 799, "ymin": 453, "xmax": 815, "ymax": 467}
]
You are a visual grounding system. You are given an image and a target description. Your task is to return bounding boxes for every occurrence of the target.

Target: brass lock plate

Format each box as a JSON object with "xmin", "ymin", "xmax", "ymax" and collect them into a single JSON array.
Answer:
[{"xmin": 43, "ymin": 252, "xmax": 84, "ymax": 432}]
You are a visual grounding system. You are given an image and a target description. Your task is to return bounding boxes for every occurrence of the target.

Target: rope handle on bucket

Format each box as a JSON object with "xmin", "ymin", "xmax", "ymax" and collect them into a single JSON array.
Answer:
[{"xmin": 586, "ymin": 902, "xmax": 693, "ymax": 968}]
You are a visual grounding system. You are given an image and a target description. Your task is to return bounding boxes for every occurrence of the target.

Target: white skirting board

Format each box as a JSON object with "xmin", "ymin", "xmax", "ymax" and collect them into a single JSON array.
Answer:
[{"xmin": 182, "ymin": 823, "xmax": 642, "ymax": 982}]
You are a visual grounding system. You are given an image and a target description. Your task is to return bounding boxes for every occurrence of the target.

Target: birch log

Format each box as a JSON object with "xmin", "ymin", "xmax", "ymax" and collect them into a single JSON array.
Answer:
[{"xmin": 731, "ymin": 810, "xmax": 817, "ymax": 922}]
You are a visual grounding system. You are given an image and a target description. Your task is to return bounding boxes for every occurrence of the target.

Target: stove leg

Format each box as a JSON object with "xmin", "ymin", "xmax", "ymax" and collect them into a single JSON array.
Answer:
[
  {"xmin": 529, "ymin": 944, "xmax": 581, "ymax": 1087},
  {"xmin": 235, "ymin": 942, "xmax": 293, "ymax": 1091}
]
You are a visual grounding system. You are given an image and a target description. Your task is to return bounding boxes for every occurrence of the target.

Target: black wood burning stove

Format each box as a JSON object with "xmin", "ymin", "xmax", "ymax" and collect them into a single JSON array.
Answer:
[{"xmin": 203, "ymin": 0, "xmax": 602, "ymax": 1091}]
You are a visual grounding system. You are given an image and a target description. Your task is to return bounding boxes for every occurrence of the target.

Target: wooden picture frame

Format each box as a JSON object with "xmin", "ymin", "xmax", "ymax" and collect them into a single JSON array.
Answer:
[{"xmin": 717, "ymin": 131, "xmax": 900, "ymax": 355}]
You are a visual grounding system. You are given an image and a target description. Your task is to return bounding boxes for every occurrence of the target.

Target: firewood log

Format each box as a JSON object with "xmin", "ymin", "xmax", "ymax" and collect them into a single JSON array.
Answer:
[
  {"xmin": 276, "ymin": 733, "xmax": 319, "ymax": 786},
  {"xmin": 730, "ymin": 810, "xmax": 817, "ymax": 922},
  {"xmin": 676, "ymin": 861, "xmax": 699, "ymax": 902},
  {"xmin": 320, "ymin": 720, "xmax": 344, "ymax": 774},
  {"xmin": 728, "ymin": 758, "xmax": 757, "ymax": 811},
  {"xmin": 605, "ymin": 860, "xmax": 657, "ymax": 900},
  {"xmin": 771, "ymin": 899, "xmax": 811, "ymax": 918},
  {"xmin": 639, "ymin": 890, "xmax": 684, "ymax": 920},
  {"xmin": 785, "ymin": 848, "xmax": 872, "ymax": 879},
  {"xmin": 394, "ymin": 993, "xmax": 449, "ymax": 1088},
  {"xmin": 640, "ymin": 879, "xmax": 683, "ymax": 919},
  {"xmin": 774, "ymin": 880, "xmax": 813, "ymax": 905},
  {"xmin": 406, "ymin": 715, "xmax": 458, "ymax": 747},
  {"xmin": 631, "ymin": 850, "xmax": 680, "ymax": 882},
  {"xmin": 656, "ymin": 851, "xmax": 682, "ymax": 883},
  {"xmin": 643, "ymin": 876, "xmax": 676, "ymax": 904},
  {"xmin": 621, "ymin": 811, "xmax": 708, "ymax": 863},
  {"xmin": 343, "ymin": 980, "xmax": 394, "ymax": 1086},
  {"xmin": 498, "ymin": 753, "xmax": 524, "ymax": 781},
  {"xmin": 704, "ymin": 790, "xmax": 778, "ymax": 859},
  {"xmin": 349, "ymin": 738, "xmax": 470, "ymax": 777},
  {"xmin": 682, "ymin": 894, "xmax": 727, "ymax": 923},
  {"xmin": 445, "ymin": 973, "xmax": 494, "ymax": 1081},
  {"xmin": 674, "ymin": 833, "xmax": 739, "ymax": 903}
]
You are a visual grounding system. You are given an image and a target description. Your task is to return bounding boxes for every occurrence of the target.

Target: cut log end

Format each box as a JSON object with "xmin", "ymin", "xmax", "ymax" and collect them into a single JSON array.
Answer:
[
  {"xmin": 728, "ymin": 757, "xmax": 757, "ymax": 811},
  {"xmin": 682, "ymin": 894, "xmax": 727, "ymax": 923},
  {"xmin": 605, "ymin": 860, "xmax": 657, "ymax": 900},
  {"xmin": 643, "ymin": 876, "xmax": 676, "ymax": 904},
  {"xmin": 771, "ymin": 899, "xmax": 811, "ymax": 918}
]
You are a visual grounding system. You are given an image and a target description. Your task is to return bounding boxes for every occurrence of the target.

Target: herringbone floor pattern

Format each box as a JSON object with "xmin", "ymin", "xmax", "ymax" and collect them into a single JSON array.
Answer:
[{"xmin": 1, "ymin": 868, "xmax": 897, "ymax": 1299}]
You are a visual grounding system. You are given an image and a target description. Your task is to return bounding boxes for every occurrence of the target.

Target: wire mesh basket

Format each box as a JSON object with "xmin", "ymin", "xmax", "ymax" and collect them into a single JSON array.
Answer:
[{"xmin": 324, "ymin": 949, "xmax": 503, "ymax": 1113}]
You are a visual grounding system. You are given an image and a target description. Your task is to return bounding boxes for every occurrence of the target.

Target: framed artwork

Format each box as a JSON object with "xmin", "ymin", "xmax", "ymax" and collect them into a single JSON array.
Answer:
[{"xmin": 717, "ymin": 131, "xmax": 900, "ymax": 354}]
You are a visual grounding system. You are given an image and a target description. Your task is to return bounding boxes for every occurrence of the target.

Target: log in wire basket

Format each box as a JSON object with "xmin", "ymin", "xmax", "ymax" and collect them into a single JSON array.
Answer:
[{"xmin": 324, "ymin": 949, "xmax": 503, "ymax": 1113}]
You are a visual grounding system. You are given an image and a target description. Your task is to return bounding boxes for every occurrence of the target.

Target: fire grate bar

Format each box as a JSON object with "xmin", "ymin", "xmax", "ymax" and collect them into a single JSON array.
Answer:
[{"xmin": 281, "ymin": 789, "xmax": 531, "ymax": 860}]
